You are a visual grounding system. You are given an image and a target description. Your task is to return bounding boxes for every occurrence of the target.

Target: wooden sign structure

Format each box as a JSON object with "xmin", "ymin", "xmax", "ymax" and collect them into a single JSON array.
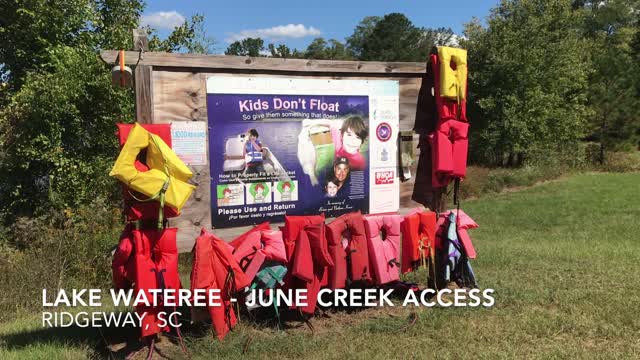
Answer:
[{"xmin": 101, "ymin": 33, "xmax": 429, "ymax": 252}]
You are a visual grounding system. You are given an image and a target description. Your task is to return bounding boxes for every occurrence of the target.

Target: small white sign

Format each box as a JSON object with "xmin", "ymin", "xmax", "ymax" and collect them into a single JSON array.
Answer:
[{"xmin": 171, "ymin": 122, "xmax": 207, "ymax": 166}]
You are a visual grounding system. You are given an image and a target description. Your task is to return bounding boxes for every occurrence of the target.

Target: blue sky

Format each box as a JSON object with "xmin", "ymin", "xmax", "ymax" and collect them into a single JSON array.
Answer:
[{"xmin": 142, "ymin": 0, "xmax": 498, "ymax": 53}]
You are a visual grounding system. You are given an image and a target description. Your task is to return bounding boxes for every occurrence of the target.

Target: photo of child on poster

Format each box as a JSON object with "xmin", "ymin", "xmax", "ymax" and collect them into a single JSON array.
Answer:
[{"xmin": 208, "ymin": 89, "xmax": 371, "ymax": 228}]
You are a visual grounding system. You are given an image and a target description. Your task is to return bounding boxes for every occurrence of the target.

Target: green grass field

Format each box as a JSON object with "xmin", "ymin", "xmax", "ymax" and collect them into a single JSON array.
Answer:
[{"xmin": 1, "ymin": 172, "xmax": 639, "ymax": 359}]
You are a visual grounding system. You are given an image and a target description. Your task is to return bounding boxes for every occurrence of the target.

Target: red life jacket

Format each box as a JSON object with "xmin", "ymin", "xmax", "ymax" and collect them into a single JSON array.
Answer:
[
  {"xmin": 127, "ymin": 227, "xmax": 181, "ymax": 338},
  {"xmin": 116, "ymin": 123, "xmax": 179, "ymax": 221},
  {"xmin": 280, "ymin": 215, "xmax": 326, "ymax": 314},
  {"xmin": 229, "ymin": 222, "xmax": 271, "ymax": 248},
  {"xmin": 400, "ymin": 209, "xmax": 437, "ymax": 274},
  {"xmin": 191, "ymin": 229, "xmax": 251, "ymax": 340},
  {"xmin": 429, "ymin": 53, "xmax": 470, "ymax": 185},
  {"xmin": 297, "ymin": 223, "xmax": 330, "ymax": 314},
  {"xmin": 281, "ymin": 214, "xmax": 325, "ymax": 283},
  {"xmin": 112, "ymin": 224, "xmax": 135, "ymax": 290},
  {"xmin": 363, "ymin": 214, "xmax": 402, "ymax": 285},
  {"xmin": 325, "ymin": 212, "xmax": 371, "ymax": 289},
  {"xmin": 231, "ymin": 228, "xmax": 287, "ymax": 282}
]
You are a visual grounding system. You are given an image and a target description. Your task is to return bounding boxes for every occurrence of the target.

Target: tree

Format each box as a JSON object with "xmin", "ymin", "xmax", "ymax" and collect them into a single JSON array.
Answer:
[
  {"xmin": 0, "ymin": 0, "xmax": 214, "ymax": 223},
  {"xmin": 361, "ymin": 13, "xmax": 426, "ymax": 61},
  {"xmin": 148, "ymin": 14, "xmax": 216, "ymax": 54},
  {"xmin": 304, "ymin": 38, "xmax": 352, "ymax": 60},
  {"xmin": 225, "ymin": 38, "xmax": 265, "ymax": 57},
  {"xmin": 268, "ymin": 43, "xmax": 292, "ymax": 58},
  {"xmin": 346, "ymin": 16, "xmax": 381, "ymax": 59},
  {"xmin": 462, "ymin": 0, "xmax": 592, "ymax": 166},
  {"xmin": 347, "ymin": 13, "xmax": 455, "ymax": 61},
  {"xmin": 577, "ymin": 1, "xmax": 640, "ymax": 159}
]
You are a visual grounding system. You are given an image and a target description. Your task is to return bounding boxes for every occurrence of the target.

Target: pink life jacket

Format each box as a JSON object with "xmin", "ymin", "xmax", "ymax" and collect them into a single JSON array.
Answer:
[
  {"xmin": 363, "ymin": 214, "xmax": 402, "ymax": 285},
  {"xmin": 191, "ymin": 229, "xmax": 251, "ymax": 340},
  {"xmin": 437, "ymin": 210, "xmax": 478, "ymax": 259},
  {"xmin": 116, "ymin": 123, "xmax": 180, "ymax": 221},
  {"xmin": 325, "ymin": 212, "xmax": 371, "ymax": 289},
  {"xmin": 129, "ymin": 227, "xmax": 181, "ymax": 338}
]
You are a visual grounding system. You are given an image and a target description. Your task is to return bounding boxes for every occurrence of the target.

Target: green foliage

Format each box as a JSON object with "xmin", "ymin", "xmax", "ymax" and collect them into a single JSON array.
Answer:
[
  {"xmin": 345, "ymin": 16, "xmax": 382, "ymax": 59},
  {"xmin": 0, "ymin": 1, "xmax": 215, "ymax": 224},
  {"xmin": 225, "ymin": 37, "xmax": 265, "ymax": 57},
  {"xmin": 304, "ymin": 37, "xmax": 353, "ymax": 60},
  {"xmin": 148, "ymin": 14, "xmax": 216, "ymax": 54},
  {"xmin": 0, "ymin": 45, "xmax": 134, "ymax": 221},
  {"xmin": 463, "ymin": 0, "xmax": 592, "ymax": 166},
  {"xmin": 0, "ymin": 0, "xmax": 97, "ymax": 88},
  {"xmin": 356, "ymin": 13, "xmax": 454, "ymax": 61},
  {"xmin": 0, "ymin": 197, "xmax": 120, "ymax": 322},
  {"xmin": 577, "ymin": 0, "xmax": 640, "ymax": 158}
]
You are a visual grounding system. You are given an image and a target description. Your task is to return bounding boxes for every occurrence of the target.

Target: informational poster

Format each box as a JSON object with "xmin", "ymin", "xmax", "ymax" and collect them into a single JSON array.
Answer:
[
  {"xmin": 171, "ymin": 121, "xmax": 208, "ymax": 166},
  {"xmin": 207, "ymin": 76, "xmax": 399, "ymax": 228}
]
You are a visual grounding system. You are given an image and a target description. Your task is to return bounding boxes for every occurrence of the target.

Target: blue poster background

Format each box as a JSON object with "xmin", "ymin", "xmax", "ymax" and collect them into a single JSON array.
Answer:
[{"xmin": 208, "ymin": 93, "xmax": 369, "ymax": 228}]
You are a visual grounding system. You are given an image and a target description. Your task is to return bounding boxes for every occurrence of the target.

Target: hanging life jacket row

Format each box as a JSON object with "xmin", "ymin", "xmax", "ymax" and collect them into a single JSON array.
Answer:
[
  {"xmin": 109, "ymin": 123, "xmax": 194, "ymax": 357},
  {"xmin": 412, "ymin": 46, "xmax": 470, "ymax": 210},
  {"xmin": 185, "ymin": 207, "xmax": 479, "ymax": 341}
]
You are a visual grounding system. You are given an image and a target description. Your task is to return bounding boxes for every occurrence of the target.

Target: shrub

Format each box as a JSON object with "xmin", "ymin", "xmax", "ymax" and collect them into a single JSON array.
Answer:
[{"xmin": 0, "ymin": 198, "xmax": 122, "ymax": 321}]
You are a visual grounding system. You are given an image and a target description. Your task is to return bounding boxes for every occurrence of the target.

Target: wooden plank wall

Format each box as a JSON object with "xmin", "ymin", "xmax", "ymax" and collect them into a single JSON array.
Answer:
[{"xmin": 151, "ymin": 70, "xmax": 424, "ymax": 251}]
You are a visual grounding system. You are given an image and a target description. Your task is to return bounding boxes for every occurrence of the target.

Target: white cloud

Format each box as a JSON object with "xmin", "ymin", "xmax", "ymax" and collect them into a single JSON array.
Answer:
[
  {"xmin": 226, "ymin": 24, "xmax": 321, "ymax": 43},
  {"xmin": 141, "ymin": 11, "xmax": 186, "ymax": 30}
]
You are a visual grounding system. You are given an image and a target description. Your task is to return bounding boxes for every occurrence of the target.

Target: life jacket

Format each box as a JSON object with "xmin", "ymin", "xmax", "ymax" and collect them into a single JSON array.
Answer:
[
  {"xmin": 363, "ymin": 214, "xmax": 402, "ymax": 285},
  {"xmin": 281, "ymin": 214, "xmax": 325, "ymax": 283},
  {"xmin": 128, "ymin": 227, "xmax": 181, "ymax": 338},
  {"xmin": 438, "ymin": 46, "xmax": 467, "ymax": 103},
  {"xmin": 430, "ymin": 51, "xmax": 469, "ymax": 184},
  {"xmin": 400, "ymin": 209, "xmax": 437, "ymax": 274},
  {"xmin": 229, "ymin": 222, "xmax": 271, "ymax": 248},
  {"xmin": 111, "ymin": 224, "xmax": 135, "ymax": 290},
  {"xmin": 297, "ymin": 223, "xmax": 331, "ymax": 314},
  {"xmin": 325, "ymin": 212, "xmax": 371, "ymax": 289},
  {"xmin": 245, "ymin": 139, "xmax": 263, "ymax": 164},
  {"xmin": 437, "ymin": 209, "xmax": 478, "ymax": 259},
  {"xmin": 110, "ymin": 123, "xmax": 196, "ymax": 213},
  {"xmin": 232, "ymin": 229, "xmax": 287, "ymax": 282},
  {"xmin": 190, "ymin": 229, "xmax": 251, "ymax": 340},
  {"xmin": 440, "ymin": 212, "xmax": 477, "ymax": 287},
  {"xmin": 280, "ymin": 215, "xmax": 326, "ymax": 314},
  {"xmin": 116, "ymin": 124, "xmax": 180, "ymax": 222}
]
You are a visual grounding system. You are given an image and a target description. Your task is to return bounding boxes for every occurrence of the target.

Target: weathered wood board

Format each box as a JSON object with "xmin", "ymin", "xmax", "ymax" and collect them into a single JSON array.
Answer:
[{"xmin": 133, "ymin": 61, "xmax": 426, "ymax": 252}]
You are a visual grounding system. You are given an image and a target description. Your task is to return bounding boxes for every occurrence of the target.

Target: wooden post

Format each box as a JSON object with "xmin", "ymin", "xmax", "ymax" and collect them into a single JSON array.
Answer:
[{"xmin": 132, "ymin": 29, "xmax": 153, "ymax": 124}]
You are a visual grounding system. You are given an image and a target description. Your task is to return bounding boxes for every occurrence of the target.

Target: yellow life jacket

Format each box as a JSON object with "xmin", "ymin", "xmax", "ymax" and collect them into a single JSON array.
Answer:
[
  {"xmin": 438, "ymin": 46, "xmax": 467, "ymax": 103},
  {"xmin": 109, "ymin": 123, "xmax": 195, "ymax": 212}
]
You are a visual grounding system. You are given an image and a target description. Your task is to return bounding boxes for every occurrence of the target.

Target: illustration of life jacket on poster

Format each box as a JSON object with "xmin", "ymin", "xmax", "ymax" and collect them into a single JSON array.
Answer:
[{"xmin": 109, "ymin": 123, "xmax": 193, "ymax": 357}]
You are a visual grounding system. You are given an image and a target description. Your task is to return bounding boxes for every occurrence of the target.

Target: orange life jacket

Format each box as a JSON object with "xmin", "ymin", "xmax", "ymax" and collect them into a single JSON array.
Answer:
[
  {"xmin": 400, "ymin": 209, "xmax": 437, "ymax": 274},
  {"xmin": 190, "ymin": 229, "xmax": 250, "ymax": 340}
]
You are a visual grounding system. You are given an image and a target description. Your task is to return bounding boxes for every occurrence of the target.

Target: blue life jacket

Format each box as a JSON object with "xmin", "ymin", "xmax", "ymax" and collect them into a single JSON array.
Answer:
[{"xmin": 245, "ymin": 140, "xmax": 263, "ymax": 164}]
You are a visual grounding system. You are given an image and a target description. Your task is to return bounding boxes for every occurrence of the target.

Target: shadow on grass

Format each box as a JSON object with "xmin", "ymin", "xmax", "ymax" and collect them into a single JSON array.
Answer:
[{"xmin": 0, "ymin": 309, "xmax": 202, "ymax": 359}]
